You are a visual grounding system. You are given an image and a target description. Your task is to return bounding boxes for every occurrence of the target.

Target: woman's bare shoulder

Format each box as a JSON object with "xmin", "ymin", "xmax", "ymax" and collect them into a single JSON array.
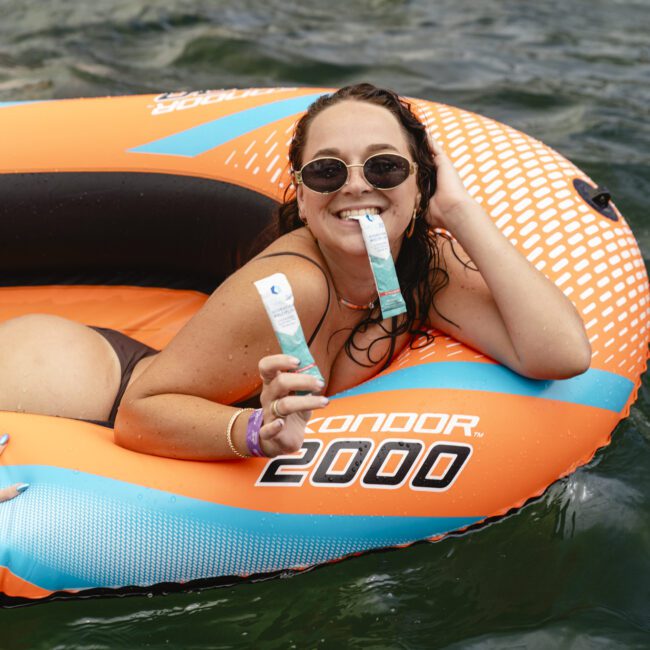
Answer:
[
  {"xmin": 238, "ymin": 230, "xmax": 331, "ymax": 308},
  {"xmin": 186, "ymin": 230, "xmax": 330, "ymax": 342},
  {"xmin": 128, "ymin": 231, "xmax": 331, "ymax": 404}
]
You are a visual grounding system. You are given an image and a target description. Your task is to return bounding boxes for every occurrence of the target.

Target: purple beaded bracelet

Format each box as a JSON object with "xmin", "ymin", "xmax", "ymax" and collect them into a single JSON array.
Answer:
[{"xmin": 246, "ymin": 408, "xmax": 266, "ymax": 457}]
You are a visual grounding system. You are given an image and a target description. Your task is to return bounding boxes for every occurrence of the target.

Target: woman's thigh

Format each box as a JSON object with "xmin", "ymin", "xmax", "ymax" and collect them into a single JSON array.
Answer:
[{"xmin": 0, "ymin": 314, "xmax": 121, "ymax": 420}]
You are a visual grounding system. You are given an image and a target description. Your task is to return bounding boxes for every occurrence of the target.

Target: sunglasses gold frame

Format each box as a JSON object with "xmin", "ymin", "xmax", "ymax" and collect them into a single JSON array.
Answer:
[{"xmin": 294, "ymin": 153, "xmax": 417, "ymax": 194}]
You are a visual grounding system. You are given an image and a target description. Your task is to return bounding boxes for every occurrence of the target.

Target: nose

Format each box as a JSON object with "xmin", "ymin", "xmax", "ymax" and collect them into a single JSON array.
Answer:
[{"xmin": 343, "ymin": 163, "xmax": 372, "ymax": 193}]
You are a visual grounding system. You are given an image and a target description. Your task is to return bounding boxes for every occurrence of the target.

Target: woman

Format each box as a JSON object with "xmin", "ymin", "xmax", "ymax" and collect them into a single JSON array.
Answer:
[{"xmin": 0, "ymin": 84, "xmax": 591, "ymax": 499}]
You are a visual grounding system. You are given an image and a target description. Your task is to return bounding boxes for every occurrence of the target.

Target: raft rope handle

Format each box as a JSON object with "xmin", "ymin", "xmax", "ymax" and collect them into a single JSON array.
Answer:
[{"xmin": 573, "ymin": 179, "xmax": 617, "ymax": 221}]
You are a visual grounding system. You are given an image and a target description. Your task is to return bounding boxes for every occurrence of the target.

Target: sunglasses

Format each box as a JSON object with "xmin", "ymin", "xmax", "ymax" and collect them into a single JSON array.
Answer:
[{"xmin": 294, "ymin": 153, "xmax": 417, "ymax": 194}]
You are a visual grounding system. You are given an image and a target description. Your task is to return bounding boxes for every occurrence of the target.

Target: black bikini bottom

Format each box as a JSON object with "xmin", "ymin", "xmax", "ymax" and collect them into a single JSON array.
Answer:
[
  {"xmin": 89, "ymin": 326, "xmax": 158, "ymax": 426},
  {"xmin": 83, "ymin": 327, "xmax": 261, "ymax": 429}
]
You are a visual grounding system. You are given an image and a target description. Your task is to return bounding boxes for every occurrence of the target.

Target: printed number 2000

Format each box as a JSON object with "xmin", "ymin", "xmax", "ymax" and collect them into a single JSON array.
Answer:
[{"xmin": 257, "ymin": 439, "xmax": 472, "ymax": 491}]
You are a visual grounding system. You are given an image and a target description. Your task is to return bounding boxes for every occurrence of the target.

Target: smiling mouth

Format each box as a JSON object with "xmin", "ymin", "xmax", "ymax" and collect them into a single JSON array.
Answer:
[{"xmin": 338, "ymin": 207, "xmax": 381, "ymax": 220}]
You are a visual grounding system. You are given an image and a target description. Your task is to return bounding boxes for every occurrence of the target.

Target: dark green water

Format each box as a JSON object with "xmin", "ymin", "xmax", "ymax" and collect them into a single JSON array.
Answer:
[{"xmin": 1, "ymin": 1, "xmax": 649, "ymax": 648}]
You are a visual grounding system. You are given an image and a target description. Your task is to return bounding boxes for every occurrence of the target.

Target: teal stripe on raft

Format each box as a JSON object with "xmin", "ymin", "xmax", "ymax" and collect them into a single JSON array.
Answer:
[
  {"xmin": 0, "ymin": 101, "xmax": 44, "ymax": 108},
  {"xmin": 0, "ymin": 465, "xmax": 481, "ymax": 593},
  {"xmin": 331, "ymin": 362, "xmax": 633, "ymax": 413},
  {"xmin": 129, "ymin": 93, "xmax": 325, "ymax": 157}
]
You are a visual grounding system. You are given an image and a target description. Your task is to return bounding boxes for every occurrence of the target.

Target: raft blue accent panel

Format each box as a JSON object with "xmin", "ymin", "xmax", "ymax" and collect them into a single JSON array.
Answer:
[
  {"xmin": 0, "ymin": 466, "xmax": 480, "ymax": 592},
  {"xmin": 129, "ymin": 93, "xmax": 325, "ymax": 158},
  {"xmin": 0, "ymin": 101, "xmax": 43, "ymax": 108},
  {"xmin": 332, "ymin": 363, "xmax": 633, "ymax": 413}
]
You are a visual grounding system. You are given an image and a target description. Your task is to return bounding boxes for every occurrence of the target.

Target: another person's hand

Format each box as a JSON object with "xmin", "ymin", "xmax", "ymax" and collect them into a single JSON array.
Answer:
[
  {"xmin": 425, "ymin": 136, "xmax": 477, "ymax": 231},
  {"xmin": 258, "ymin": 355, "xmax": 328, "ymax": 457},
  {"xmin": 0, "ymin": 434, "xmax": 29, "ymax": 503}
]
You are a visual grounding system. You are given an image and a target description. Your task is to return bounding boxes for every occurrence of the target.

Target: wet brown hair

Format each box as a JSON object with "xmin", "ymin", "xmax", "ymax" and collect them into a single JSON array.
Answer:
[{"xmin": 277, "ymin": 83, "xmax": 449, "ymax": 367}]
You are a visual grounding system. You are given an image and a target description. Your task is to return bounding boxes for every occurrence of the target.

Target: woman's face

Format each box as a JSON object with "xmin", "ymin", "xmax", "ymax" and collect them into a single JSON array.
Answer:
[{"xmin": 296, "ymin": 100, "xmax": 420, "ymax": 259}]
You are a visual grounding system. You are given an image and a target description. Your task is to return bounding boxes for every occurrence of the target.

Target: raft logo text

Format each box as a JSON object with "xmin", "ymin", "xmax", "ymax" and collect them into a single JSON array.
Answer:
[
  {"xmin": 306, "ymin": 412, "xmax": 483, "ymax": 438},
  {"xmin": 149, "ymin": 88, "xmax": 298, "ymax": 116},
  {"xmin": 256, "ymin": 412, "xmax": 481, "ymax": 490}
]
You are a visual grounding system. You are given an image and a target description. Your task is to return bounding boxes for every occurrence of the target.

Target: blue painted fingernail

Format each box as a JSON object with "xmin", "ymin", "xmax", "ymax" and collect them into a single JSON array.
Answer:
[
  {"xmin": 0, "ymin": 434, "xmax": 9, "ymax": 446},
  {"xmin": 16, "ymin": 483, "xmax": 30, "ymax": 494}
]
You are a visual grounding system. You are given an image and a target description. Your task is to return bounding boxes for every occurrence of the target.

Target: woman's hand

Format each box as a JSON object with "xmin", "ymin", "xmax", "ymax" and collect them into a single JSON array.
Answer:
[
  {"xmin": 0, "ymin": 434, "xmax": 29, "ymax": 503},
  {"xmin": 257, "ymin": 355, "xmax": 328, "ymax": 457},
  {"xmin": 423, "ymin": 135, "xmax": 591, "ymax": 379},
  {"xmin": 425, "ymin": 137, "xmax": 476, "ymax": 231}
]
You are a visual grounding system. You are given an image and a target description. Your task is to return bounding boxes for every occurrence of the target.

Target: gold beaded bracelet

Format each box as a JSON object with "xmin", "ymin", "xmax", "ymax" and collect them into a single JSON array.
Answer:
[{"xmin": 226, "ymin": 408, "xmax": 254, "ymax": 459}]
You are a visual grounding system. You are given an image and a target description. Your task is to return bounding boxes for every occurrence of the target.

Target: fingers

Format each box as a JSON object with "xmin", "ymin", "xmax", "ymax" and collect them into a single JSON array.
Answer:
[
  {"xmin": 262, "ymin": 377, "xmax": 327, "ymax": 431},
  {"xmin": 259, "ymin": 354, "xmax": 325, "ymax": 421},
  {"xmin": 261, "ymin": 417, "xmax": 286, "ymax": 438},
  {"xmin": 0, "ymin": 483, "xmax": 29, "ymax": 503},
  {"xmin": 258, "ymin": 392, "xmax": 328, "ymax": 457},
  {"xmin": 0, "ymin": 433, "xmax": 8, "ymax": 456},
  {"xmin": 265, "ymin": 371, "xmax": 325, "ymax": 399},
  {"xmin": 257, "ymin": 354, "xmax": 329, "ymax": 457},
  {"xmin": 270, "ymin": 394, "xmax": 328, "ymax": 419},
  {"xmin": 258, "ymin": 354, "xmax": 300, "ymax": 384},
  {"xmin": 0, "ymin": 435, "xmax": 30, "ymax": 503},
  {"xmin": 259, "ymin": 419, "xmax": 304, "ymax": 456}
]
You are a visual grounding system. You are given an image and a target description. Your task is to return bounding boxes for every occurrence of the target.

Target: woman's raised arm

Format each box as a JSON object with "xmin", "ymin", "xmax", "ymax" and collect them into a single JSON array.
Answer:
[{"xmin": 426, "ymin": 138, "xmax": 591, "ymax": 380}]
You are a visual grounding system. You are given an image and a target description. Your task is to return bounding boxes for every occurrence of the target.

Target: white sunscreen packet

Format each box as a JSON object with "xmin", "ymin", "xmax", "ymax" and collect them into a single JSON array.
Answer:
[
  {"xmin": 254, "ymin": 272, "xmax": 325, "ymax": 386},
  {"xmin": 351, "ymin": 213, "xmax": 407, "ymax": 319}
]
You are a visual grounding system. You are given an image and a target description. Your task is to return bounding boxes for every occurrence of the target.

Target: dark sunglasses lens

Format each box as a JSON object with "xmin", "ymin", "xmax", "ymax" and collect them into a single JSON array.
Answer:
[
  {"xmin": 301, "ymin": 158, "xmax": 347, "ymax": 192},
  {"xmin": 364, "ymin": 154, "xmax": 410, "ymax": 189}
]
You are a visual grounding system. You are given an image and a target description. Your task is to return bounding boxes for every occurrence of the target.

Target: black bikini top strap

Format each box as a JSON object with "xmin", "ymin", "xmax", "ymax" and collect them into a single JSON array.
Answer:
[{"xmin": 257, "ymin": 252, "xmax": 331, "ymax": 346}]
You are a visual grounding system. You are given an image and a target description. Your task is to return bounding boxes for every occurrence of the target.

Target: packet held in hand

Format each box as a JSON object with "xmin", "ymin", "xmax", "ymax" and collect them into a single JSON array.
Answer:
[
  {"xmin": 254, "ymin": 272, "xmax": 324, "ymax": 386},
  {"xmin": 352, "ymin": 213, "xmax": 407, "ymax": 319}
]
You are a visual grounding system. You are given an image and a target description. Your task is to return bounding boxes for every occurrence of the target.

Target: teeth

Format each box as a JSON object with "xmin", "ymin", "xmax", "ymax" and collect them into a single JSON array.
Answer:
[{"xmin": 339, "ymin": 208, "xmax": 380, "ymax": 220}]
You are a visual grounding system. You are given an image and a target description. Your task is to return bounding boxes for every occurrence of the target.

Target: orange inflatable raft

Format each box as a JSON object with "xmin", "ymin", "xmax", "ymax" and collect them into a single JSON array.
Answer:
[{"xmin": 0, "ymin": 88, "xmax": 648, "ymax": 604}]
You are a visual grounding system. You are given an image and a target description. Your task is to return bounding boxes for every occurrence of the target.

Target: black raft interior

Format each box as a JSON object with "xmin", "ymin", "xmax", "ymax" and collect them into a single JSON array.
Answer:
[{"xmin": 0, "ymin": 172, "xmax": 279, "ymax": 293}]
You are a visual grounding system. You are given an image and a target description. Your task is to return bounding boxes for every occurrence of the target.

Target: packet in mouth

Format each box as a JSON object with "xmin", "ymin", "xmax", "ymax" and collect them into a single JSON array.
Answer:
[
  {"xmin": 254, "ymin": 272, "xmax": 325, "ymax": 387},
  {"xmin": 352, "ymin": 213, "xmax": 407, "ymax": 319}
]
